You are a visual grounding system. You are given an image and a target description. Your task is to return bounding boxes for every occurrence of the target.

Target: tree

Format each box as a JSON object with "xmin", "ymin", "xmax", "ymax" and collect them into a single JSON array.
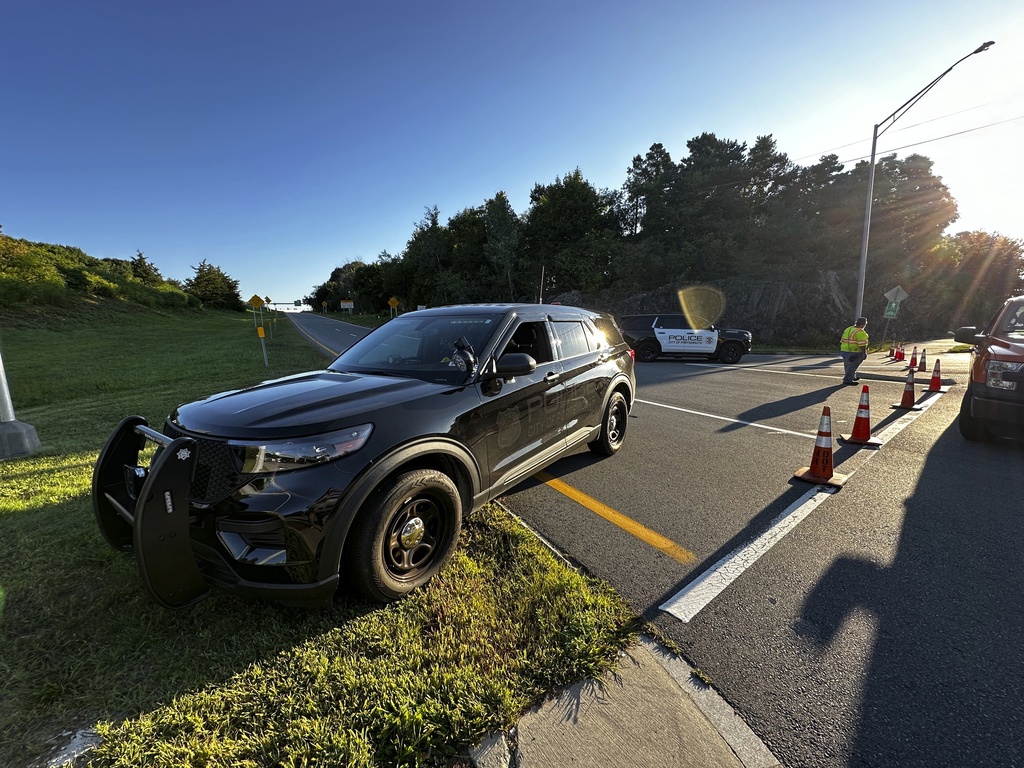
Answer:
[
  {"xmin": 183, "ymin": 260, "xmax": 244, "ymax": 310},
  {"xmin": 402, "ymin": 206, "xmax": 455, "ymax": 307},
  {"xmin": 130, "ymin": 250, "xmax": 163, "ymax": 286},
  {"xmin": 948, "ymin": 232, "xmax": 1024, "ymax": 325},
  {"xmin": 521, "ymin": 169, "xmax": 621, "ymax": 295},
  {"xmin": 621, "ymin": 143, "xmax": 673, "ymax": 237},
  {"xmin": 483, "ymin": 192, "xmax": 522, "ymax": 301}
]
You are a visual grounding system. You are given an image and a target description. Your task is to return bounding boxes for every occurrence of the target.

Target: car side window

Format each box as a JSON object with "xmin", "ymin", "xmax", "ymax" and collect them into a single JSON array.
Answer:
[
  {"xmin": 587, "ymin": 318, "xmax": 617, "ymax": 350},
  {"xmin": 656, "ymin": 315, "xmax": 691, "ymax": 330},
  {"xmin": 502, "ymin": 321, "xmax": 554, "ymax": 363},
  {"xmin": 552, "ymin": 320, "xmax": 590, "ymax": 359}
]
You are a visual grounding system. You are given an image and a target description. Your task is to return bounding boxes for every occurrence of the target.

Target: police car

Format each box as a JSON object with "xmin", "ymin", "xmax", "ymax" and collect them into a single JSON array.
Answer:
[{"xmin": 617, "ymin": 313, "xmax": 752, "ymax": 364}]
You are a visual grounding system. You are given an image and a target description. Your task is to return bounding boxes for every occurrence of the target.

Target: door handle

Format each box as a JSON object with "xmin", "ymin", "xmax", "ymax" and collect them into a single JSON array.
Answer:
[{"xmin": 544, "ymin": 371, "xmax": 560, "ymax": 382}]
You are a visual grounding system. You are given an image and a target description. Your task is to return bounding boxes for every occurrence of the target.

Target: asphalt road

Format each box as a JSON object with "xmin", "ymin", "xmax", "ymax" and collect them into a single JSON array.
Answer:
[
  {"xmin": 288, "ymin": 313, "xmax": 1023, "ymax": 767},
  {"xmin": 503, "ymin": 350, "xmax": 1024, "ymax": 768}
]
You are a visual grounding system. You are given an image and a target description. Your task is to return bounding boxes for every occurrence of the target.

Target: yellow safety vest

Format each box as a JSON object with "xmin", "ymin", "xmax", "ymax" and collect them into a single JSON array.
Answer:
[{"xmin": 840, "ymin": 326, "xmax": 868, "ymax": 352}]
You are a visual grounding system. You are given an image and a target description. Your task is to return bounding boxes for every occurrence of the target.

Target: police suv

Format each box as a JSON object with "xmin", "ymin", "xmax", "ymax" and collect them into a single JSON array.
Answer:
[{"xmin": 618, "ymin": 313, "xmax": 752, "ymax": 364}]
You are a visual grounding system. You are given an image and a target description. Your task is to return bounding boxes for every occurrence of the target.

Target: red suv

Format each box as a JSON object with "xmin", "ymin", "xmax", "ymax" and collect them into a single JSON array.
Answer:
[{"xmin": 954, "ymin": 295, "xmax": 1024, "ymax": 441}]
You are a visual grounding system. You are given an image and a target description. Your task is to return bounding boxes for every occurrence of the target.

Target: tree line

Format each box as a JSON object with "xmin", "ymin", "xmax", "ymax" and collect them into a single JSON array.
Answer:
[
  {"xmin": 0, "ymin": 229, "xmax": 245, "ymax": 312},
  {"xmin": 3, "ymin": 131, "xmax": 1020, "ymax": 345},
  {"xmin": 308, "ymin": 133, "xmax": 1023, "ymax": 344}
]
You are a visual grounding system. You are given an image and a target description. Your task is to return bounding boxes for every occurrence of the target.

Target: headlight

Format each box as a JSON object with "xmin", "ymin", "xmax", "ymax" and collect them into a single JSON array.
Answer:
[
  {"xmin": 230, "ymin": 424, "xmax": 373, "ymax": 473},
  {"xmin": 984, "ymin": 360, "xmax": 1023, "ymax": 390}
]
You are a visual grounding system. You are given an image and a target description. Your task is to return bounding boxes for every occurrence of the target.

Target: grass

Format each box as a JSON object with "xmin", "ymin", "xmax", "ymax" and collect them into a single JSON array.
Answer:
[{"xmin": 0, "ymin": 300, "xmax": 639, "ymax": 768}]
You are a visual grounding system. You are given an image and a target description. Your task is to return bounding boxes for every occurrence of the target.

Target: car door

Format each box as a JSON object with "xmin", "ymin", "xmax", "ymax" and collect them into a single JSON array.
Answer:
[
  {"xmin": 654, "ymin": 315, "xmax": 718, "ymax": 355},
  {"xmin": 476, "ymin": 319, "xmax": 566, "ymax": 491},
  {"xmin": 550, "ymin": 316, "xmax": 609, "ymax": 449}
]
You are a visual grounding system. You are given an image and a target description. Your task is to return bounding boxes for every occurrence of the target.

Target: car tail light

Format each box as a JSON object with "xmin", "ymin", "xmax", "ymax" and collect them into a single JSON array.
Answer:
[{"xmin": 628, "ymin": 348, "xmax": 635, "ymax": 362}]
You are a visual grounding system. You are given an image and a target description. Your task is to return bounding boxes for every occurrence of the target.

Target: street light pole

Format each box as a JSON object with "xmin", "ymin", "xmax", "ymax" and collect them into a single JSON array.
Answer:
[{"xmin": 853, "ymin": 40, "xmax": 994, "ymax": 320}]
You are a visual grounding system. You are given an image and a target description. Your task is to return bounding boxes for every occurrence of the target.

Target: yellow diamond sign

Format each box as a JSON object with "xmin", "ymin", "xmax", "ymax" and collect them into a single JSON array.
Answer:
[{"xmin": 248, "ymin": 294, "xmax": 265, "ymax": 309}]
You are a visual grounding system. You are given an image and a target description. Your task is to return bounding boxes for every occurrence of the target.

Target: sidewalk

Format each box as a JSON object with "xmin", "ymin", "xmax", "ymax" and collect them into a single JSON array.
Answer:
[{"xmin": 468, "ymin": 637, "xmax": 780, "ymax": 768}]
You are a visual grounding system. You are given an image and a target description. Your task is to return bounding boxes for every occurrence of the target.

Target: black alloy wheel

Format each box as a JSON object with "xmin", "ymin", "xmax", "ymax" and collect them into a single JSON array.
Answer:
[
  {"xmin": 589, "ymin": 391, "xmax": 629, "ymax": 456},
  {"xmin": 349, "ymin": 469, "xmax": 462, "ymax": 602}
]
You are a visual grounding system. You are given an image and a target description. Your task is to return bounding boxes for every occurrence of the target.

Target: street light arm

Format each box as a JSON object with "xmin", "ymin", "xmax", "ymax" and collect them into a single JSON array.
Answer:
[
  {"xmin": 877, "ymin": 41, "xmax": 995, "ymax": 138},
  {"xmin": 853, "ymin": 40, "xmax": 994, "ymax": 320}
]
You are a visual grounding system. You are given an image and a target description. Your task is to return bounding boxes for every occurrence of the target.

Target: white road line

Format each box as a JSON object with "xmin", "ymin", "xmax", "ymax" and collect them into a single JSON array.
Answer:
[
  {"xmin": 635, "ymin": 398, "xmax": 816, "ymax": 439},
  {"xmin": 661, "ymin": 486, "xmax": 836, "ymax": 623},
  {"xmin": 659, "ymin": 387, "xmax": 946, "ymax": 624}
]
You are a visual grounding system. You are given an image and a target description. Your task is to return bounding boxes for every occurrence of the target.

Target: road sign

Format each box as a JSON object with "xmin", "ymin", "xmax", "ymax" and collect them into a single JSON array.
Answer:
[
  {"xmin": 884, "ymin": 286, "xmax": 909, "ymax": 303},
  {"xmin": 388, "ymin": 296, "xmax": 399, "ymax": 308},
  {"xmin": 248, "ymin": 294, "xmax": 265, "ymax": 309},
  {"xmin": 884, "ymin": 300, "xmax": 899, "ymax": 319}
]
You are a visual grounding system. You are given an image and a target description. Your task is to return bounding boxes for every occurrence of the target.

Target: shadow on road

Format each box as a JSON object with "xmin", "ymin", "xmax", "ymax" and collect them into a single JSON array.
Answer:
[{"xmin": 798, "ymin": 424, "xmax": 1024, "ymax": 766}]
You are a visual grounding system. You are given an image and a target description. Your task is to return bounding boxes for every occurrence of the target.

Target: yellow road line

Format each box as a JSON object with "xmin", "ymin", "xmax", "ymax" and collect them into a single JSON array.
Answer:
[{"xmin": 535, "ymin": 471, "xmax": 697, "ymax": 565}]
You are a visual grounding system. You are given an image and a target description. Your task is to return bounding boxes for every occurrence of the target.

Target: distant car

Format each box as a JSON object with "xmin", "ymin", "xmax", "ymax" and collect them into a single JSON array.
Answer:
[
  {"xmin": 954, "ymin": 296, "xmax": 1024, "ymax": 441},
  {"xmin": 93, "ymin": 304, "xmax": 636, "ymax": 608},
  {"xmin": 617, "ymin": 313, "xmax": 752, "ymax": 364}
]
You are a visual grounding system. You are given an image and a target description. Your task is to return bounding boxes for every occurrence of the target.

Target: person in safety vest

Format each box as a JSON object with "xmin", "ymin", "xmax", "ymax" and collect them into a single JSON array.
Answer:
[{"xmin": 840, "ymin": 317, "xmax": 869, "ymax": 385}]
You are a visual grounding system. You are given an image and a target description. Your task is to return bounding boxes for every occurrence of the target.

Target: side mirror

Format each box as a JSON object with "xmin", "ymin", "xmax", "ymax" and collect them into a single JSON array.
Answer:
[
  {"xmin": 953, "ymin": 326, "xmax": 983, "ymax": 345},
  {"xmin": 479, "ymin": 352, "xmax": 537, "ymax": 382}
]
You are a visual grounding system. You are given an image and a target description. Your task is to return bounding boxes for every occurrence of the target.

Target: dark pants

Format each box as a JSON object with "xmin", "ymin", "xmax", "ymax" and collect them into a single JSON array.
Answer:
[{"xmin": 841, "ymin": 351, "xmax": 866, "ymax": 383}]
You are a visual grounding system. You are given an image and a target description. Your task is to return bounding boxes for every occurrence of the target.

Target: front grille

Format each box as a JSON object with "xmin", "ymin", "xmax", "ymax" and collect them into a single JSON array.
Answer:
[{"xmin": 164, "ymin": 422, "xmax": 255, "ymax": 504}]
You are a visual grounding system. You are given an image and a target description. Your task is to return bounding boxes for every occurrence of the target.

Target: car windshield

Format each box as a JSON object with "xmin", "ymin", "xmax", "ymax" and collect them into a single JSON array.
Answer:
[
  {"xmin": 999, "ymin": 302, "xmax": 1024, "ymax": 337},
  {"xmin": 328, "ymin": 313, "xmax": 503, "ymax": 384}
]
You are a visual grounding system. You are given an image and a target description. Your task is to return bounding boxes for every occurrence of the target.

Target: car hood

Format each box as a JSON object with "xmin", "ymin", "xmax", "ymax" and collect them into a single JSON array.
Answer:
[
  {"xmin": 987, "ymin": 335, "xmax": 1024, "ymax": 361},
  {"xmin": 171, "ymin": 370, "xmax": 451, "ymax": 439}
]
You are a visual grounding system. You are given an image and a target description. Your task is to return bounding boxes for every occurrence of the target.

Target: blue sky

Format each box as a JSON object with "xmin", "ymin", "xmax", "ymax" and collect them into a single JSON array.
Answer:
[{"xmin": 3, "ymin": 1, "xmax": 1022, "ymax": 307}]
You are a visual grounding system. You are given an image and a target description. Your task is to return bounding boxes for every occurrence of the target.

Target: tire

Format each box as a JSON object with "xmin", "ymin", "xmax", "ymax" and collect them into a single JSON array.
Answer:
[
  {"xmin": 348, "ymin": 469, "xmax": 462, "ymax": 602},
  {"xmin": 636, "ymin": 341, "xmax": 660, "ymax": 362},
  {"xmin": 716, "ymin": 342, "xmax": 743, "ymax": 364},
  {"xmin": 958, "ymin": 388, "xmax": 991, "ymax": 442},
  {"xmin": 588, "ymin": 391, "xmax": 629, "ymax": 456}
]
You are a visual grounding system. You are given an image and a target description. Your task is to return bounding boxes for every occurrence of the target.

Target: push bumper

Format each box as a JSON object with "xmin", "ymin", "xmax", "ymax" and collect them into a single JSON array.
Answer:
[{"xmin": 92, "ymin": 416, "xmax": 209, "ymax": 608}]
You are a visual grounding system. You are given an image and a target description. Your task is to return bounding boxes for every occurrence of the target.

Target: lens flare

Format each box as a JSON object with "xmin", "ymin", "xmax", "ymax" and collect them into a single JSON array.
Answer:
[{"xmin": 678, "ymin": 286, "xmax": 725, "ymax": 329}]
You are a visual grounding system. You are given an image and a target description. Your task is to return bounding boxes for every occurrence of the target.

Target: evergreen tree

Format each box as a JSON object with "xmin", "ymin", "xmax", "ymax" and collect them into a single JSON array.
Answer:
[
  {"xmin": 184, "ymin": 259, "xmax": 244, "ymax": 310},
  {"xmin": 130, "ymin": 250, "xmax": 164, "ymax": 286}
]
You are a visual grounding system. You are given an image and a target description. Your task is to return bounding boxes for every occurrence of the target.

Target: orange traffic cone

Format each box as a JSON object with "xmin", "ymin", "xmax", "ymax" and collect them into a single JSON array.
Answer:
[
  {"xmin": 917, "ymin": 348, "xmax": 927, "ymax": 373},
  {"xmin": 794, "ymin": 406, "xmax": 849, "ymax": 487},
  {"xmin": 841, "ymin": 385, "xmax": 883, "ymax": 447},
  {"xmin": 887, "ymin": 342, "xmax": 895, "ymax": 358},
  {"xmin": 927, "ymin": 360, "xmax": 950, "ymax": 393},
  {"xmin": 907, "ymin": 346, "xmax": 918, "ymax": 369},
  {"xmin": 892, "ymin": 369, "xmax": 923, "ymax": 410},
  {"xmin": 896, "ymin": 343, "xmax": 904, "ymax": 362}
]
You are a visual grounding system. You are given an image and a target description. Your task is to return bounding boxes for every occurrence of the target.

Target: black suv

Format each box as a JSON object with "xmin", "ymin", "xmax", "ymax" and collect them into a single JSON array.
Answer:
[
  {"xmin": 954, "ymin": 295, "xmax": 1024, "ymax": 441},
  {"xmin": 93, "ymin": 304, "xmax": 635, "ymax": 608},
  {"xmin": 617, "ymin": 313, "xmax": 752, "ymax": 363}
]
